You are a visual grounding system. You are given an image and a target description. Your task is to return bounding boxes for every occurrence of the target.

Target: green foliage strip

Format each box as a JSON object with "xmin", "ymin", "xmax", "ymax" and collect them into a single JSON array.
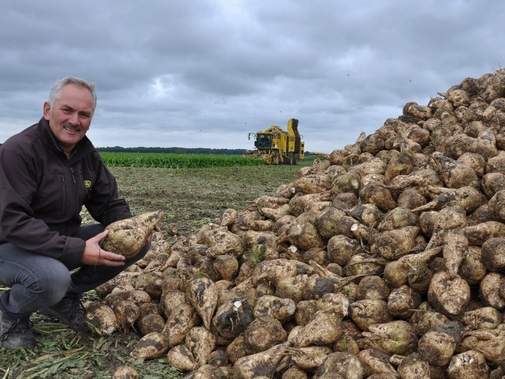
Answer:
[{"xmin": 100, "ymin": 152, "xmax": 264, "ymax": 168}]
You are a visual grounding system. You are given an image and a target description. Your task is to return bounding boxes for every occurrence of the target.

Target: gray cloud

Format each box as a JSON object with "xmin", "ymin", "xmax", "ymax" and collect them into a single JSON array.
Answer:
[{"xmin": 1, "ymin": 0, "xmax": 505, "ymax": 152}]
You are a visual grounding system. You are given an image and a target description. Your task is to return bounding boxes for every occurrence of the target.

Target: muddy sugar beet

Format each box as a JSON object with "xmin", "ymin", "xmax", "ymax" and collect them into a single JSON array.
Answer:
[
  {"xmin": 101, "ymin": 210, "xmax": 164, "ymax": 258},
  {"xmin": 89, "ymin": 69, "xmax": 505, "ymax": 378}
]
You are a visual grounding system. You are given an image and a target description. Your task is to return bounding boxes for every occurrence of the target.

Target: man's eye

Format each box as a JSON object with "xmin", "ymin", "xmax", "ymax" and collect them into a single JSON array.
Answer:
[{"xmin": 62, "ymin": 108, "xmax": 72, "ymax": 114}]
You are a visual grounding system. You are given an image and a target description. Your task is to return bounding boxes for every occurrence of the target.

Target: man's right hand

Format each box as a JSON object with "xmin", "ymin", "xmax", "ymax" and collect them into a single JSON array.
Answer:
[{"xmin": 81, "ymin": 230, "xmax": 126, "ymax": 267}]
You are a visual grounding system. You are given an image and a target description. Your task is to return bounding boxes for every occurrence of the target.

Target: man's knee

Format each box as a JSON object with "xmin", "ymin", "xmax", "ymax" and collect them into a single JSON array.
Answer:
[{"xmin": 30, "ymin": 261, "xmax": 71, "ymax": 306}]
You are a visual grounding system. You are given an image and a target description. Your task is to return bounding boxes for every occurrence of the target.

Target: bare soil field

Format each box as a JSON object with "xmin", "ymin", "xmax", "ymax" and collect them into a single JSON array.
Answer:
[
  {"xmin": 0, "ymin": 160, "xmax": 313, "ymax": 379},
  {"xmin": 113, "ymin": 163, "xmax": 312, "ymax": 236}
]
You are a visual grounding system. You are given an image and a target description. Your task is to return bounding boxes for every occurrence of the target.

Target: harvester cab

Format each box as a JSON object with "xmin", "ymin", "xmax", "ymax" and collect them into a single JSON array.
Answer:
[{"xmin": 249, "ymin": 118, "xmax": 304, "ymax": 165}]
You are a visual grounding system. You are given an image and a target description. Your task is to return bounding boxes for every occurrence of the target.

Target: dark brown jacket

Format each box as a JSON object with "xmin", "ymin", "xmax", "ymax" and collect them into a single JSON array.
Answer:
[{"xmin": 0, "ymin": 118, "xmax": 131, "ymax": 266}]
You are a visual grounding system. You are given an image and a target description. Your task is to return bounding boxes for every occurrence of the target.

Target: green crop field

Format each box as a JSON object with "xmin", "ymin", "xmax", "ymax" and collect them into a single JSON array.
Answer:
[{"xmin": 99, "ymin": 152, "xmax": 264, "ymax": 168}]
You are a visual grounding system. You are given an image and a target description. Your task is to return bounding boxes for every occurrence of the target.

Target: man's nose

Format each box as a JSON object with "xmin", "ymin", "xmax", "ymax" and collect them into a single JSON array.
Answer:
[{"xmin": 68, "ymin": 112, "xmax": 80, "ymax": 125}]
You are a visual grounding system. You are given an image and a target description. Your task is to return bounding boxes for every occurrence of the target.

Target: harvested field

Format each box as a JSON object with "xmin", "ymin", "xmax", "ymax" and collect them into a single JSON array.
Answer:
[
  {"xmin": 111, "ymin": 163, "xmax": 314, "ymax": 235},
  {"xmin": 0, "ymin": 160, "xmax": 313, "ymax": 378}
]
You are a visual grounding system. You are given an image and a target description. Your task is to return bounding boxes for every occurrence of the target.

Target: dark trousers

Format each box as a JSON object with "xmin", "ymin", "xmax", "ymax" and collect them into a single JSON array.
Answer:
[{"xmin": 0, "ymin": 224, "xmax": 149, "ymax": 317}]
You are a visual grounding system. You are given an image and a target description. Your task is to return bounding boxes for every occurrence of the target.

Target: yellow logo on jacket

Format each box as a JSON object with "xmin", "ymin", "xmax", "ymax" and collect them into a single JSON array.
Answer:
[{"xmin": 84, "ymin": 180, "xmax": 92, "ymax": 189}]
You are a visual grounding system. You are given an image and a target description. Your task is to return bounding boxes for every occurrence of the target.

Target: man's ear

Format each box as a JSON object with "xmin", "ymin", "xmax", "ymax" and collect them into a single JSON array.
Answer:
[{"xmin": 43, "ymin": 102, "xmax": 51, "ymax": 120}]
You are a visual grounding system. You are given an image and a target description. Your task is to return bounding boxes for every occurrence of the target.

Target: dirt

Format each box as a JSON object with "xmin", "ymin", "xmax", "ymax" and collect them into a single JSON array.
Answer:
[{"xmin": 110, "ymin": 162, "xmax": 312, "ymax": 236}]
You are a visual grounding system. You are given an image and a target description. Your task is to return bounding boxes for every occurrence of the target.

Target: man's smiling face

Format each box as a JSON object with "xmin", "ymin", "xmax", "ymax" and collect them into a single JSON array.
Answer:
[{"xmin": 43, "ymin": 84, "xmax": 94, "ymax": 155}]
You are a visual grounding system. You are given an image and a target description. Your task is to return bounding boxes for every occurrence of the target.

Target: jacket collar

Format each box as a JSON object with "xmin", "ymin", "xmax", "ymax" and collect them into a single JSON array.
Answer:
[{"xmin": 38, "ymin": 117, "xmax": 95, "ymax": 161}]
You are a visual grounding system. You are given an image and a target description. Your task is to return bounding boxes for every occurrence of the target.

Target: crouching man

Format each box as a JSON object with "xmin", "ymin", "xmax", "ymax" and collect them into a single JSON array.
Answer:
[{"xmin": 0, "ymin": 77, "xmax": 149, "ymax": 348}]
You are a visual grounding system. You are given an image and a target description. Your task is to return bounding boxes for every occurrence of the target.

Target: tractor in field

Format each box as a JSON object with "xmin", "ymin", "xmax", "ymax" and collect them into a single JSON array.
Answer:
[{"xmin": 248, "ymin": 118, "xmax": 305, "ymax": 165}]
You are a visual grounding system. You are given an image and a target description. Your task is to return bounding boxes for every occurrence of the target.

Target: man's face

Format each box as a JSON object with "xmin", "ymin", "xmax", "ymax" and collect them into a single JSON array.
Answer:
[{"xmin": 43, "ymin": 84, "xmax": 94, "ymax": 154}]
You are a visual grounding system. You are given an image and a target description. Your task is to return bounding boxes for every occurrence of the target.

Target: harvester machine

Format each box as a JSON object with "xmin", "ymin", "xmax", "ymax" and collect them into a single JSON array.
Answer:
[{"xmin": 248, "ymin": 118, "xmax": 305, "ymax": 165}]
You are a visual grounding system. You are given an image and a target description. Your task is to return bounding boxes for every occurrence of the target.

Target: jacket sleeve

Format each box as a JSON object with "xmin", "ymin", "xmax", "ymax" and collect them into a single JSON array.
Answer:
[
  {"xmin": 84, "ymin": 152, "xmax": 132, "ymax": 226},
  {"xmin": 0, "ymin": 143, "xmax": 85, "ymax": 267}
]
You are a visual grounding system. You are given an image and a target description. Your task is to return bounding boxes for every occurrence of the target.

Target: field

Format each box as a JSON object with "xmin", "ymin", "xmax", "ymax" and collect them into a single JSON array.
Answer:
[
  {"xmin": 100, "ymin": 152, "xmax": 263, "ymax": 168},
  {"xmin": 0, "ymin": 157, "xmax": 314, "ymax": 379}
]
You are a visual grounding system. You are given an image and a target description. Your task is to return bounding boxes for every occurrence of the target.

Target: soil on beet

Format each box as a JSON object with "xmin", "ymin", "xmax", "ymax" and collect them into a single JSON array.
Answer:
[{"xmin": 0, "ymin": 159, "xmax": 314, "ymax": 379}]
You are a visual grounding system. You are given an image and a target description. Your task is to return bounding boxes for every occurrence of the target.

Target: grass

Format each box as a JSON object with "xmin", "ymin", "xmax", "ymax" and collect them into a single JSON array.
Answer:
[{"xmin": 0, "ymin": 158, "xmax": 316, "ymax": 378}]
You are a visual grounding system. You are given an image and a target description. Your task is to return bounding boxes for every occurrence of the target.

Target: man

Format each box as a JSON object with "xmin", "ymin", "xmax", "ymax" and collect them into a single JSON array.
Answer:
[{"xmin": 0, "ymin": 77, "xmax": 148, "ymax": 348}]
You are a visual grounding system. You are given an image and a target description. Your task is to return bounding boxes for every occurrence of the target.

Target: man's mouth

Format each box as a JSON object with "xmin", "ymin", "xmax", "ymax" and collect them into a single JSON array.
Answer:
[{"xmin": 63, "ymin": 124, "xmax": 81, "ymax": 133}]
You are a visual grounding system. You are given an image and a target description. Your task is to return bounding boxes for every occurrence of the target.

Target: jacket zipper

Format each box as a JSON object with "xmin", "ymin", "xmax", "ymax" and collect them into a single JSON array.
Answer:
[
  {"xmin": 70, "ymin": 167, "xmax": 76, "ymax": 184},
  {"xmin": 68, "ymin": 166, "xmax": 79, "ymax": 220},
  {"xmin": 58, "ymin": 174, "xmax": 67, "ymax": 224}
]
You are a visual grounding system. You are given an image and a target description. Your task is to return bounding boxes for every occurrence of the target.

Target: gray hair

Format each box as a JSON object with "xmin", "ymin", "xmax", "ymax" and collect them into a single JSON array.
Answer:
[{"xmin": 48, "ymin": 76, "xmax": 97, "ymax": 111}]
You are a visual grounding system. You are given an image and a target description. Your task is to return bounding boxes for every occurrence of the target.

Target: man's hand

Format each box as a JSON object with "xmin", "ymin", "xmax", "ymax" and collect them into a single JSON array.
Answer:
[{"xmin": 81, "ymin": 230, "xmax": 126, "ymax": 266}]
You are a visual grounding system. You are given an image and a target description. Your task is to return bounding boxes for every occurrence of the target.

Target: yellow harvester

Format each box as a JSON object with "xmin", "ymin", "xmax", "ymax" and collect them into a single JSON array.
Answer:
[{"xmin": 249, "ymin": 118, "xmax": 305, "ymax": 165}]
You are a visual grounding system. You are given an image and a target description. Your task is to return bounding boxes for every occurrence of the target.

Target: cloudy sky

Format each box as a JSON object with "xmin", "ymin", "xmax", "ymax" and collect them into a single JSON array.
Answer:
[{"xmin": 1, "ymin": 1, "xmax": 504, "ymax": 153}]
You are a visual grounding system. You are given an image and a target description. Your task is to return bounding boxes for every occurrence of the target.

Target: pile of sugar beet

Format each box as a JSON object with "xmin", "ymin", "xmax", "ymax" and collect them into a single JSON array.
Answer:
[{"xmin": 91, "ymin": 69, "xmax": 505, "ymax": 379}]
